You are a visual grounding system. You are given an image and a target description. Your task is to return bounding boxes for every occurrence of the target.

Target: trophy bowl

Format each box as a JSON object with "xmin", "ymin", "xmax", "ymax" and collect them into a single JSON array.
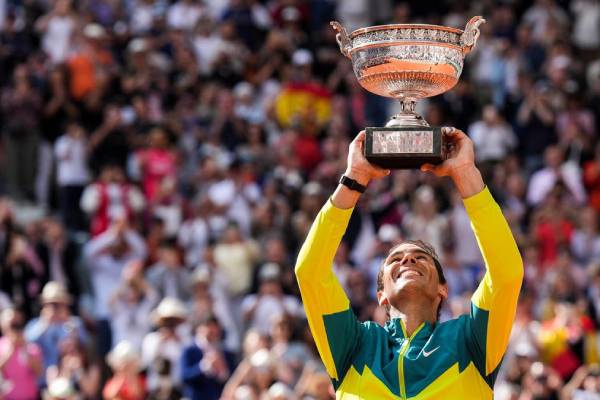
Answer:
[{"xmin": 331, "ymin": 17, "xmax": 485, "ymax": 168}]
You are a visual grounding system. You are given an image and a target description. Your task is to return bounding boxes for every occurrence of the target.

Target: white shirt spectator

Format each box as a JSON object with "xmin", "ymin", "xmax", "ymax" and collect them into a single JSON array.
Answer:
[
  {"xmin": 83, "ymin": 229, "xmax": 147, "ymax": 319},
  {"xmin": 109, "ymin": 286, "xmax": 159, "ymax": 351},
  {"xmin": 192, "ymin": 33, "xmax": 225, "ymax": 75},
  {"xmin": 178, "ymin": 217, "xmax": 210, "ymax": 267},
  {"xmin": 336, "ymin": 0, "xmax": 371, "ymax": 32},
  {"xmin": 449, "ymin": 201, "xmax": 483, "ymax": 268},
  {"xmin": 141, "ymin": 327, "xmax": 191, "ymax": 391},
  {"xmin": 129, "ymin": 0, "xmax": 158, "ymax": 33},
  {"xmin": 41, "ymin": 15, "xmax": 75, "ymax": 64},
  {"xmin": 523, "ymin": 1, "xmax": 569, "ymax": 42},
  {"xmin": 571, "ymin": 0, "xmax": 600, "ymax": 50},
  {"xmin": 469, "ymin": 120, "xmax": 517, "ymax": 162},
  {"xmin": 203, "ymin": 0, "xmax": 229, "ymax": 19},
  {"xmin": 526, "ymin": 161, "xmax": 587, "ymax": 206},
  {"xmin": 241, "ymin": 294, "xmax": 303, "ymax": 334},
  {"xmin": 167, "ymin": 0, "xmax": 205, "ymax": 31},
  {"xmin": 570, "ymin": 230, "xmax": 600, "ymax": 265},
  {"xmin": 54, "ymin": 134, "xmax": 90, "ymax": 186}
]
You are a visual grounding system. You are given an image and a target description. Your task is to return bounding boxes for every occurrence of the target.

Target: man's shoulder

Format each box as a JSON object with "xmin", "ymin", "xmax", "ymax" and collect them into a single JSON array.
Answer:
[{"xmin": 434, "ymin": 314, "xmax": 469, "ymax": 337}]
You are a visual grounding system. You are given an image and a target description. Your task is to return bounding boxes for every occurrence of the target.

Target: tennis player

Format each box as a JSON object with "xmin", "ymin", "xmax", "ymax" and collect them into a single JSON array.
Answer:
[{"xmin": 295, "ymin": 127, "xmax": 523, "ymax": 399}]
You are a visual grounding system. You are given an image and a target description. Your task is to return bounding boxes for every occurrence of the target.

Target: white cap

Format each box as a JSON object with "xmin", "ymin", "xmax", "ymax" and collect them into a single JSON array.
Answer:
[
  {"xmin": 259, "ymin": 263, "xmax": 281, "ymax": 282},
  {"xmin": 234, "ymin": 82, "xmax": 254, "ymax": 99},
  {"xmin": 250, "ymin": 348, "xmax": 272, "ymax": 369},
  {"xmin": 46, "ymin": 377, "xmax": 76, "ymax": 398},
  {"xmin": 268, "ymin": 382, "xmax": 293, "ymax": 399},
  {"xmin": 153, "ymin": 297, "xmax": 188, "ymax": 321},
  {"xmin": 415, "ymin": 185, "xmax": 434, "ymax": 203},
  {"xmin": 127, "ymin": 38, "xmax": 148, "ymax": 53},
  {"xmin": 378, "ymin": 224, "xmax": 401, "ymax": 243},
  {"xmin": 107, "ymin": 341, "xmax": 140, "ymax": 370},
  {"xmin": 83, "ymin": 23, "xmax": 106, "ymax": 39},
  {"xmin": 292, "ymin": 49, "xmax": 313, "ymax": 66}
]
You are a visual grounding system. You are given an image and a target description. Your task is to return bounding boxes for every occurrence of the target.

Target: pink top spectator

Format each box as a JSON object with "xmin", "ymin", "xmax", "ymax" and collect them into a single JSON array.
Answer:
[
  {"xmin": 138, "ymin": 148, "xmax": 177, "ymax": 202},
  {"xmin": 0, "ymin": 337, "xmax": 42, "ymax": 400}
]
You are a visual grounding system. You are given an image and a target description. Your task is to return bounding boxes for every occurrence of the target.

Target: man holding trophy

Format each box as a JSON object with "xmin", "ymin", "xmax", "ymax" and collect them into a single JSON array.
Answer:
[{"xmin": 295, "ymin": 17, "xmax": 523, "ymax": 400}]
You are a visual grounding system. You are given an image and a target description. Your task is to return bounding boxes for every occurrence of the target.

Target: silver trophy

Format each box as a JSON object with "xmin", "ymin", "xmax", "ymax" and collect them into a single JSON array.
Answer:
[{"xmin": 331, "ymin": 17, "xmax": 485, "ymax": 169}]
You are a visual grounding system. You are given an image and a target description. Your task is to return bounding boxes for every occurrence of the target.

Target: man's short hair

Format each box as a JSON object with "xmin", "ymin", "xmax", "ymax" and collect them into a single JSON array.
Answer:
[{"xmin": 376, "ymin": 239, "xmax": 447, "ymax": 320}]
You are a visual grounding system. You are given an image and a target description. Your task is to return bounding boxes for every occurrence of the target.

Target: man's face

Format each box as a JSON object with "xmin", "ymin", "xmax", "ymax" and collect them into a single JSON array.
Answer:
[{"xmin": 377, "ymin": 243, "xmax": 447, "ymax": 310}]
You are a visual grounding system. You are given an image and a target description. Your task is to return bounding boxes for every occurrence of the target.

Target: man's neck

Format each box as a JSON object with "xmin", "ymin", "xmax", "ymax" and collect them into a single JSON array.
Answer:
[{"xmin": 389, "ymin": 301, "xmax": 436, "ymax": 338}]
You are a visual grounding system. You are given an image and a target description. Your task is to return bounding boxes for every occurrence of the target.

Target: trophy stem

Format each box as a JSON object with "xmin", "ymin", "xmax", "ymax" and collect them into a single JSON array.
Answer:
[{"xmin": 386, "ymin": 98, "xmax": 430, "ymax": 128}]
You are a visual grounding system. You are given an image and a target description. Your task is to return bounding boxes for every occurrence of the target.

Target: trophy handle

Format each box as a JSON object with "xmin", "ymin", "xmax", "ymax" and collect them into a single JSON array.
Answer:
[
  {"xmin": 330, "ymin": 21, "xmax": 352, "ymax": 59},
  {"xmin": 460, "ymin": 16, "xmax": 486, "ymax": 55}
]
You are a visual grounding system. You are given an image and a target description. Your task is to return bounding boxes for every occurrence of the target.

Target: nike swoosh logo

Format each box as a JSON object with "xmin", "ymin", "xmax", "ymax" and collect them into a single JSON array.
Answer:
[{"xmin": 422, "ymin": 346, "xmax": 440, "ymax": 357}]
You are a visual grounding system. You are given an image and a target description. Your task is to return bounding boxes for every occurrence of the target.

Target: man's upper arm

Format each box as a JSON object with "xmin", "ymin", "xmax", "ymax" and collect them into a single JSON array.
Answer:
[
  {"xmin": 463, "ymin": 188, "xmax": 523, "ymax": 378},
  {"xmin": 295, "ymin": 200, "xmax": 363, "ymax": 382}
]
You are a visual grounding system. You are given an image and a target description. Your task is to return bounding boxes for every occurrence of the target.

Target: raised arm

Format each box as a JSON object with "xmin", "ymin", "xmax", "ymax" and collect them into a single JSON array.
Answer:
[
  {"xmin": 422, "ymin": 128, "xmax": 524, "ymax": 381},
  {"xmin": 295, "ymin": 132, "xmax": 389, "ymax": 382}
]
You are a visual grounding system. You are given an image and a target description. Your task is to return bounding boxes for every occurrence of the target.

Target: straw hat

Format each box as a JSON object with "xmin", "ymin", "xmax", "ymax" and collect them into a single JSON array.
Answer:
[
  {"xmin": 249, "ymin": 349, "xmax": 273, "ymax": 370},
  {"xmin": 107, "ymin": 341, "xmax": 140, "ymax": 370},
  {"xmin": 268, "ymin": 382, "xmax": 292, "ymax": 399},
  {"xmin": 152, "ymin": 297, "xmax": 188, "ymax": 323},
  {"xmin": 45, "ymin": 377, "xmax": 76, "ymax": 399},
  {"xmin": 83, "ymin": 23, "xmax": 106, "ymax": 39},
  {"xmin": 41, "ymin": 282, "xmax": 72, "ymax": 305},
  {"xmin": 190, "ymin": 268, "xmax": 211, "ymax": 287}
]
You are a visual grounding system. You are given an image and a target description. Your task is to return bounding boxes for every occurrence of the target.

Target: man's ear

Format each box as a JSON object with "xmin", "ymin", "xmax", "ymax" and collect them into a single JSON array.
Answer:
[
  {"xmin": 377, "ymin": 290, "xmax": 389, "ymax": 307},
  {"xmin": 438, "ymin": 283, "xmax": 449, "ymax": 302}
]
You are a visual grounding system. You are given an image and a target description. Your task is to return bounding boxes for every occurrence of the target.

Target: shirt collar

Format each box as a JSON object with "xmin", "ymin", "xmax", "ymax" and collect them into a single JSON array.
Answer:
[{"xmin": 385, "ymin": 318, "xmax": 435, "ymax": 341}]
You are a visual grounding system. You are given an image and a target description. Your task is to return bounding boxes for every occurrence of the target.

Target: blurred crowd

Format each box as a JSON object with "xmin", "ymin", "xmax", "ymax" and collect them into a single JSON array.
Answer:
[{"xmin": 0, "ymin": 0, "xmax": 600, "ymax": 399}]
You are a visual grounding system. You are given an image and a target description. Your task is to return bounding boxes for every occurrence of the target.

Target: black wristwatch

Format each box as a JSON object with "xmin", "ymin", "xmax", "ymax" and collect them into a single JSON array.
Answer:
[{"xmin": 339, "ymin": 175, "xmax": 367, "ymax": 193}]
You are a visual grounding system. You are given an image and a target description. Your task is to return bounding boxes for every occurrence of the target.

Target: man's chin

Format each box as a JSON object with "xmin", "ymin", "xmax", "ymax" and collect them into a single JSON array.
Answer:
[{"xmin": 393, "ymin": 278, "xmax": 424, "ymax": 293}]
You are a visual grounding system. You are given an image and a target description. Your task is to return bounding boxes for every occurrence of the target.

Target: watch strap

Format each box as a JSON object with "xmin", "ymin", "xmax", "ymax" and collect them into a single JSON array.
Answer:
[{"xmin": 339, "ymin": 175, "xmax": 367, "ymax": 193}]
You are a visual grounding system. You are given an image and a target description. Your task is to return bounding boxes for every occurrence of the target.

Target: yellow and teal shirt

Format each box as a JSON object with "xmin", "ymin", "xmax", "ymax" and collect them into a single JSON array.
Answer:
[{"xmin": 295, "ymin": 187, "xmax": 523, "ymax": 399}]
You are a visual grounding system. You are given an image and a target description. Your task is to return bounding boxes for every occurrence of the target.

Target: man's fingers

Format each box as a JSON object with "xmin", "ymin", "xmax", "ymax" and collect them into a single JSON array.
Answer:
[
  {"xmin": 352, "ymin": 130, "xmax": 366, "ymax": 144},
  {"xmin": 420, "ymin": 163, "xmax": 435, "ymax": 173},
  {"xmin": 373, "ymin": 166, "xmax": 391, "ymax": 178},
  {"xmin": 421, "ymin": 163, "xmax": 446, "ymax": 177},
  {"xmin": 442, "ymin": 126, "xmax": 466, "ymax": 139}
]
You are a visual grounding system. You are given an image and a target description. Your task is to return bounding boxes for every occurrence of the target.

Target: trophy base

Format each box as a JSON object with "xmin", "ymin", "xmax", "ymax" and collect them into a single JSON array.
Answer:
[{"xmin": 364, "ymin": 127, "xmax": 445, "ymax": 169}]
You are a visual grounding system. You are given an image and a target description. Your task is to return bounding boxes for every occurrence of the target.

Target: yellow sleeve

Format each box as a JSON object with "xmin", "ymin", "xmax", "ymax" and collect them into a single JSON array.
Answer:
[
  {"xmin": 464, "ymin": 187, "xmax": 524, "ymax": 377},
  {"xmin": 295, "ymin": 199, "xmax": 362, "ymax": 381}
]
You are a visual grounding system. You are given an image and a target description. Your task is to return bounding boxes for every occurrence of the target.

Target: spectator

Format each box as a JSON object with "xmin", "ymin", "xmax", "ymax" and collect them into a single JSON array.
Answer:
[
  {"xmin": 109, "ymin": 260, "xmax": 158, "ymax": 351},
  {"xmin": 141, "ymin": 297, "xmax": 190, "ymax": 392},
  {"xmin": 0, "ymin": 231, "xmax": 45, "ymax": 318},
  {"xmin": 146, "ymin": 240, "xmax": 190, "ymax": 302},
  {"xmin": 1, "ymin": 65, "xmax": 42, "ymax": 202},
  {"xmin": 80, "ymin": 164, "xmax": 145, "ymax": 237},
  {"xmin": 45, "ymin": 334, "xmax": 101, "ymax": 399},
  {"xmin": 468, "ymin": 104, "xmax": 517, "ymax": 163},
  {"xmin": 54, "ymin": 120, "xmax": 90, "ymax": 231},
  {"xmin": 35, "ymin": 0, "xmax": 77, "ymax": 64},
  {"xmin": 188, "ymin": 267, "xmax": 240, "ymax": 353},
  {"xmin": 0, "ymin": 308, "xmax": 43, "ymax": 400},
  {"xmin": 241, "ymin": 263, "xmax": 303, "ymax": 334},
  {"xmin": 35, "ymin": 219, "xmax": 82, "ymax": 307},
  {"xmin": 181, "ymin": 315, "xmax": 236, "ymax": 400},
  {"xmin": 24, "ymin": 282, "xmax": 88, "ymax": 372},
  {"xmin": 133, "ymin": 127, "xmax": 177, "ymax": 204},
  {"xmin": 103, "ymin": 341, "xmax": 145, "ymax": 400},
  {"xmin": 83, "ymin": 219, "xmax": 146, "ymax": 355},
  {"xmin": 213, "ymin": 222, "xmax": 260, "ymax": 305},
  {"xmin": 527, "ymin": 145, "xmax": 587, "ymax": 207}
]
